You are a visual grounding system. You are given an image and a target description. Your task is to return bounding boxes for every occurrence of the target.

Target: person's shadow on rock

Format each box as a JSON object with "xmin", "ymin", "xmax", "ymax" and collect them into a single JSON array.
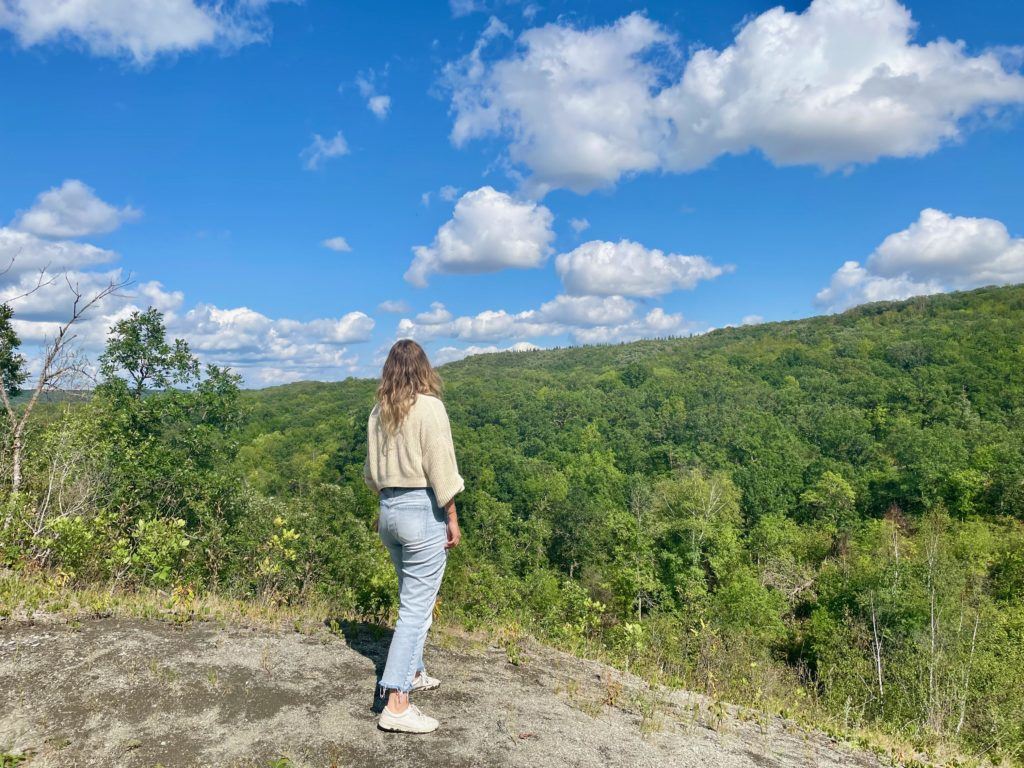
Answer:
[{"xmin": 327, "ymin": 618, "xmax": 393, "ymax": 714}]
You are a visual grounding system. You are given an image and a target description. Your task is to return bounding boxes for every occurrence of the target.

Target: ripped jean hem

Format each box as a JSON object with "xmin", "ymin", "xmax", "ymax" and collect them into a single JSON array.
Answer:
[{"xmin": 377, "ymin": 680, "xmax": 413, "ymax": 698}]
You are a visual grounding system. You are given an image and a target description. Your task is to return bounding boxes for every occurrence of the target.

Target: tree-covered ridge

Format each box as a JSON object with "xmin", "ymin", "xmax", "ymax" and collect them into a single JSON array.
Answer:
[
  {"xmin": 2, "ymin": 284, "xmax": 1022, "ymax": 763},
  {"xmin": 250, "ymin": 284, "xmax": 1024, "ymax": 523}
]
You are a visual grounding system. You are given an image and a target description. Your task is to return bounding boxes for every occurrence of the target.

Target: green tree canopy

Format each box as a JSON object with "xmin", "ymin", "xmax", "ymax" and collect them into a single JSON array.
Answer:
[
  {"xmin": 0, "ymin": 303, "xmax": 27, "ymax": 398},
  {"xmin": 100, "ymin": 308, "xmax": 199, "ymax": 397}
]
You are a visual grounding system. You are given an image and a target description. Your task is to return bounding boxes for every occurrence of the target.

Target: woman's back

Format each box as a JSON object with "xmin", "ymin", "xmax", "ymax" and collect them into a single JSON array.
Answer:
[{"xmin": 364, "ymin": 393, "xmax": 464, "ymax": 507}]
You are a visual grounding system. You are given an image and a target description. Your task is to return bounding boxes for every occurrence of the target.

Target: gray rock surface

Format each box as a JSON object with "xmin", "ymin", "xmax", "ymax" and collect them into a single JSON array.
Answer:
[{"xmin": 0, "ymin": 617, "xmax": 886, "ymax": 767}]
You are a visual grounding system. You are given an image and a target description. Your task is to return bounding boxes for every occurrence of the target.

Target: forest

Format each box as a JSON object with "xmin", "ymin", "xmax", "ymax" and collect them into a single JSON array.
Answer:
[{"xmin": 2, "ymin": 284, "xmax": 1022, "ymax": 763}]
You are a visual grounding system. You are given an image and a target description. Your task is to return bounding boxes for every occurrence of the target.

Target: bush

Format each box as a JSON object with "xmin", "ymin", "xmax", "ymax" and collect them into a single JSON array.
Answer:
[{"xmin": 129, "ymin": 517, "xmax": 190, "ymax": 587}]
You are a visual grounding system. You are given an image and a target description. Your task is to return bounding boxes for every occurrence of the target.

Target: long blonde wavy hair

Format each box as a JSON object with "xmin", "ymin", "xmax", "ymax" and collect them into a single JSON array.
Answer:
[{"xmin": 376, "ymin": 339, "xmax": 442, "ymax": 433}]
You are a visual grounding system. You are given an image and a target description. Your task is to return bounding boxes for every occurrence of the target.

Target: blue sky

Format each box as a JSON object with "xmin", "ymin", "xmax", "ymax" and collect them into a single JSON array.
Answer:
[{"xmin": 1, "ymin": 0, "xmax": 1022, "ymax": 385}]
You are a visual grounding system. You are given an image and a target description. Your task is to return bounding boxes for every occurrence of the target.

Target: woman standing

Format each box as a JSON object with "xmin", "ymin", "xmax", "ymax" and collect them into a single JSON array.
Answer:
[{"xmin": 364, "ymin": 339, "xmax": 464, "ymax": 733}]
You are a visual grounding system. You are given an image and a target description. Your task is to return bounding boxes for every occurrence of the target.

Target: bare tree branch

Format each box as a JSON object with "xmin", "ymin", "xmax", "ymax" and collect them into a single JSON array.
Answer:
[
  {"xmin": 5, "ymin": 264, "xmax": 61, "ymax": 304},
  {"xmin": 2, "ymin": 269, "xmax": 133, "ymax": 501}
]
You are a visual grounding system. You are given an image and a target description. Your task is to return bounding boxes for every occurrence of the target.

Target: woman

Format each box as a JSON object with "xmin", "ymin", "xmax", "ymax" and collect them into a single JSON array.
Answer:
[{"xmin": 364, "ymin": 339, "xmax": 464, "ymax": 734}]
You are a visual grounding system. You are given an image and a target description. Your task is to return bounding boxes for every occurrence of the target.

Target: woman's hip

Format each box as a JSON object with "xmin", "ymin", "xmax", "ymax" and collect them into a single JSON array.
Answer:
[{"xmin": 378, "ymin": 488, "xmax": 446, "ymax": 547}]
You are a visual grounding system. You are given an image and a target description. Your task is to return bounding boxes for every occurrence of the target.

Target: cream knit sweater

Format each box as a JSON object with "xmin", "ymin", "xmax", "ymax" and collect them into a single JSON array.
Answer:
[{"xmin": 363, "ymin": 393, "xmax": 465, "ymax": 507}]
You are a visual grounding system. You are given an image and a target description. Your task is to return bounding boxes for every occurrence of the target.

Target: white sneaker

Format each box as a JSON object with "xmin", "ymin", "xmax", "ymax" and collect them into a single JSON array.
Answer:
[
  {"xmin": 378, "ymin": 702, "xmax": 439, "ymax": 733},
  {"xmin": 411, "ymin": 670, "xmax": 441, "ymax": 692}
]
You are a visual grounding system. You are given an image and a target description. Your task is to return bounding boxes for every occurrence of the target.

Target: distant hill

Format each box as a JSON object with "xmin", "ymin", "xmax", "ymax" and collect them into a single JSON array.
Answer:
[
  {"xmin": 9, "ymin": 389, "xmax": 92, "ymax": 405},
  {"xmin": 242, "ymin": 283, "xmax": 1024, "ymax": 522}
]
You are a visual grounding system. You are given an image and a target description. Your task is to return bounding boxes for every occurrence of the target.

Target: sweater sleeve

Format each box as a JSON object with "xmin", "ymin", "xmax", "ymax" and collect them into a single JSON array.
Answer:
[
  {"xmin": 363, "ymin": 455, "xmax": 379, "ymax": 493},
  {"xmin": 421, "ymin": 399, "xmax": 465, "ymax": 507}
]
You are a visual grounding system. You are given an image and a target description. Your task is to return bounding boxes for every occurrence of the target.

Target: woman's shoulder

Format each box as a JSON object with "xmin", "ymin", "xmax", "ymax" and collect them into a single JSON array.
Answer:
[{"xmin": 413, "ymin": 393, "xmax": 447, "ymax": 416}]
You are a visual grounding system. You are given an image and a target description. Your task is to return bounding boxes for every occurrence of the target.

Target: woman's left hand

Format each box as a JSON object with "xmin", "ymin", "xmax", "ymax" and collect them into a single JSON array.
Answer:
[{"xmin": 446, "ymin": 514, "xmax": 461, "ymax": 549}]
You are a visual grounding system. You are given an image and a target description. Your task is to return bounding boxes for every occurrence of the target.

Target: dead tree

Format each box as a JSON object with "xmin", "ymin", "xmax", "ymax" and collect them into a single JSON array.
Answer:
[{"xmin": 0, "ymin": 273, "xmax": 128, "ymax": 502}]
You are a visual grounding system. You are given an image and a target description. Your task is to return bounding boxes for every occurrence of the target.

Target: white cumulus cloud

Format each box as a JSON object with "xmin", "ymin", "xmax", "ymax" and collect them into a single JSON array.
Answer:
[
  {"xmin": 534, "ymin": 294, "xmax": 636, "ymax": 327},
  {"xmin": 406, "ymin": 186, "xmax": 555, "ymax": 286},
  {"xmin": 368, "ymin": 95, "xmax": 391, "ymax": 119},
  {"xmin": 571, "ymin": 307, "xmax": 696, "ymax": 344},
  {"xmin": 322, "ymin": 236, "xmax": 352, "ymax": 252},
  {"xmin": 421, "ymin": 186, "xmax": 461, "ymax": 206},
  {"xmin": 398, "ymin": 308, "xmax": 550, "ymax": 343},
  {"xmin": 556, "ymin": 239, "xmax": 730, "ymax": 297},
  {"xmin": 0, "ymin": 0, "xmax": 281, "ymax": 64},
  {"xmin": 301, "ymin": 132, "xmax": 349, "ymax": 170},
  {"xmin": 0, "ymin": 227, "xmax": 118, "ymax": 276},
  {"xmin": 569, "ymin": 218, "xmax": 590, "ymax": 235},
  {"xmin": 415, "ymin": 302, "xmax": 454, "ymax": 324},
  {"xmin": 815, "ymin": 208, "xmax": 1024, "ymax": 312},
  {"xmin": 171, "ymin": 304, "xmax": 373, "ymax": 382},
  {"xmin": 448, "ymin": 0, "xmax": 496, "ymax": 18},
  {"xmin": 12, "ymin": 179, "xmax": 140, "ymax": 238},
  {"xmin": 1, "ymin": 269, "xmax": 181, "ymax": 339},
  {"xmin": 356, "ymin": 69, "xmax": 391, "ymax": 119},
  {"xmin": 397, "ymin": 294, "xmax": 693, "ymax": 345},
  {"xmin": 446, "ymin": 1, "xmax": 1024, "ymax": 194},
  {"xmin": 1, "ymin": 182, "xmax": 375, "ymax": 385},
  {"xmin": 378, "ymin": 299, "xmax": 411, "ymax": 313},
  {"xmin": 433, "ymin": 341, "xmax": 540, "ymax": 365}
]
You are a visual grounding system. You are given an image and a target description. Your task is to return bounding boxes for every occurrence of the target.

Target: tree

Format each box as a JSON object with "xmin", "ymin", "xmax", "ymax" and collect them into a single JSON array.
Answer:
[
  {"xmin": 800, "ymin": 470, "xmax": 857, "ymax": 531},
  {"xmin": 603, "ymin": 480, "xmax": 662, "ymax": 621},
  {"xmin": 100, "ymin": 308, "xmax": 199, "ymax": 397},
  {"xmin": 0, "ymin": 274, "xmax": 127, "ymax": 499},
  {"xmin": 0, "ymin": 303, "xmax": 27, "ymax": 398},
  {"xmin": 620, "ymin": 361, "xmax": 651, "ymax": 388},
  {"xmin": 651, "ymin": 467, "xmax": 743, "ymax": 606}
]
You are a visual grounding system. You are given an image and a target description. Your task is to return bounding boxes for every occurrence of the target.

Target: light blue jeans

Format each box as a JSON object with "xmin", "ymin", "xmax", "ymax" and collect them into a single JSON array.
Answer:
[{"xmin": 377, "ymin": 487, "xmax": 448, "ymax": 694}]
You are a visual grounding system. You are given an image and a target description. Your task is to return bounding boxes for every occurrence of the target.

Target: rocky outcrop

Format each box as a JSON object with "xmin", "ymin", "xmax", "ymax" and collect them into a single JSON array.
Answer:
[{"xmin": 0, "ymin": 617, "xmax": 885, "ymax": 767}]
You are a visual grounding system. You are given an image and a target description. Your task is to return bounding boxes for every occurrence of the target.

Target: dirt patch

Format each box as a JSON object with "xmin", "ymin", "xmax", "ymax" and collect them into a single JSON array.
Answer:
[{"xmin": 1, "ymin": 616, "xmax": 886, "ymax": 768}]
